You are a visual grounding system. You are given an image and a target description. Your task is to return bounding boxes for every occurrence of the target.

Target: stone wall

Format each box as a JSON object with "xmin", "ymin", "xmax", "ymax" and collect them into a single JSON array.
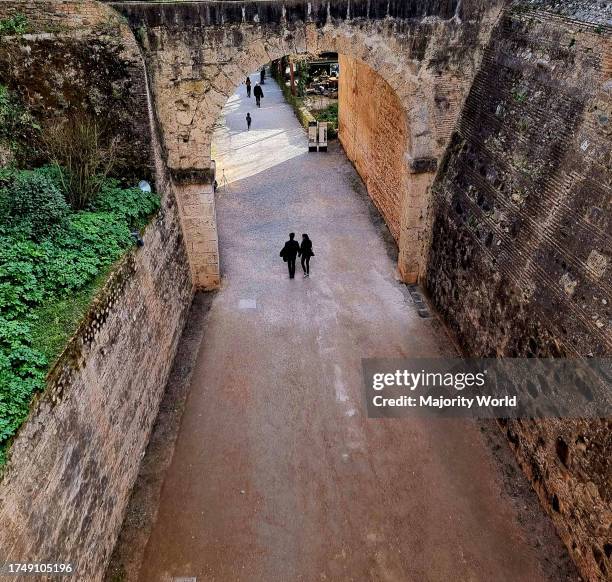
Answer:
[
  {"xmin": 0, "ymin": 2, "xmax": 195, "ymax": 579},
  {"xmin": 0, "ymin": 182, "xmax": 193, "ymax": 581},
  {"xmin": 425, "ymin": 4, "xmax": 611, "ymax": 580},
  {"xmin": 110, "ymin": 0, "xmax": 505, "ymax": 284},
  {"xmin": 0, "ymin": 0, "xmax": 152, "ymax": 181},
  {"xmin": 338, "ymin": 55, "xmax": 407, "ymax": 241}
]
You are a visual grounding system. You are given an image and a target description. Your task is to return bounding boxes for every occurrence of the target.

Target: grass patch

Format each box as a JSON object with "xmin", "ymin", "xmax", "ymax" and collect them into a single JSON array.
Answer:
[{"xmin": 29, "ymin": 267, "xmax": 112, "ymax": 364}]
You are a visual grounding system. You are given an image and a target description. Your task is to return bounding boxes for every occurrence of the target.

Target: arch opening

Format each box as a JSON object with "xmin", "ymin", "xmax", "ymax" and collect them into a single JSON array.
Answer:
[{"xmin": 200, "ymin": 51, "xmax": 438, "ymax": 285}]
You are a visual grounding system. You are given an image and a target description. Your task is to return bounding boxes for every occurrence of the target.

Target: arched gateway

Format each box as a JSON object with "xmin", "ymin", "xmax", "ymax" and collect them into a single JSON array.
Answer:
[{"xmin": 107, "ymin": 0, "xmax": 505, "ymax": 288}]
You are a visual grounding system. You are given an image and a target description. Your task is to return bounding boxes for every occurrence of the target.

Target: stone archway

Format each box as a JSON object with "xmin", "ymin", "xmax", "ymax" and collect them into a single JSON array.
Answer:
[{"xmin": 109, "ymin": 0, "xmax": 504, "ymax": 288}]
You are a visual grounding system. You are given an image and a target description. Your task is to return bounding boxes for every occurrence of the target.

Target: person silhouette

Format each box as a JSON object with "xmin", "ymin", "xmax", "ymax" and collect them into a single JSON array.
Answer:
[
  {"xmin": 253, "ymin": 83, "xmax": 264, "ymax": 107},
  {"xmin": 280, "ymin": 233, "xmax": 300, "ymax": 279},
  {"xmin": 246, "ymin": 76, "xmax": 252, "ymax": 98},
  {"xmin": 299, "ymin": 233, "xmax": 314, "ymax": 277},
  {"xmin": 246, "ymin": 112, "xmax": 252, "ymax": 130}
]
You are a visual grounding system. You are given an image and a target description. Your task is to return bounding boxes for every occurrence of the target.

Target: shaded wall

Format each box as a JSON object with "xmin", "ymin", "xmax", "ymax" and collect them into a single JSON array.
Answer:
[
  {"xmin": 425, "ymin": 4, "xmax": 611, "ymax": 580},
  {"xmin": 0, "ymin": 0, "xmax": 152, "ymax": 181}
]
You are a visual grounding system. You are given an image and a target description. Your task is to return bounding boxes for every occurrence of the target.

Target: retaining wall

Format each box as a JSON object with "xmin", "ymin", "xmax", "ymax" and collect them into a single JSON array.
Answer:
[
  {"xmin": 425, "ymin": 4, "xmax": 612, "ymax": 580},
  {"xmin": 0, "ymin": 2, "xmax": 195, "ymax": 579}
]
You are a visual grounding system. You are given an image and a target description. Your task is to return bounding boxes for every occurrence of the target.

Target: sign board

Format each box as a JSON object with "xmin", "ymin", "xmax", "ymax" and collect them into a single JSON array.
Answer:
[
  {"xmin": 308, "ymin": 121, "xmax": 318, "ymax": 152},
  {"xmin": 318, "ymin": 122, "xmax": 328, "ymax": 152}
]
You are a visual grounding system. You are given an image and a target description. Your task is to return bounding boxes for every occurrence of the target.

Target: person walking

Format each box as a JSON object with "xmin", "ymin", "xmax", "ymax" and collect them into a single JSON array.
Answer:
[
  {"xmin": 280, "ymin": 233, "xmax": 300, "ymax": 279},
  {"xmin": 246, "ymin": 112, "xmax": 252, "ymax": 131},
  {"xmin": 246, "ymin": 76, "xmax": 252, "ymax": 98},
  {"xmin": 299, "ymin": 233, "xmax": 314, "ymax": 277},
  {"xmin": 260, "ymin": 67, "xmax": 266, "ymax": 84},
  {"xmin": 253, "ymin": 82, "xmax": 264, "ymax": 107}
]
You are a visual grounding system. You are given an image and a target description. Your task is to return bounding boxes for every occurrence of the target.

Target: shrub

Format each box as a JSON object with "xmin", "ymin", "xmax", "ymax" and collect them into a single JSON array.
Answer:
[
  {"xmin": 43, "ymin": 115, "xmax": 123, "ymax": 210},
  {"xmin": 0, "ymin": 170, "xmax": 69, "ymax": 240},
  {"xmin": 0, "ymin": 168, "xmax": 160, "ymax": 465},
  {"xmin": 90, "ymin": 179, "xmax": 160, "ymax": 229}
]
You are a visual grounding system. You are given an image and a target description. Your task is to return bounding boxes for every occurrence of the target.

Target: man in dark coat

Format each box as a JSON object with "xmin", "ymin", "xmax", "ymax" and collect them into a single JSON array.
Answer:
[
  {"xmin": 280, "ymin": 233, "xmax": 300, "ymax": 279},
  {"xmin": 253, "ymin": 83, "xmax": 264, "ymax": 107},
  {"xmin": 246, "ymin": 76, "xmax": 252, "ymax": 98}
]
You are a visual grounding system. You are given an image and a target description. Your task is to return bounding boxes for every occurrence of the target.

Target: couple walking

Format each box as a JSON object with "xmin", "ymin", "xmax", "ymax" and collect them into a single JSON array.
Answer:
[{"xmin": 280, "ymin": 233, "xmax": 314, "ymax": 279}]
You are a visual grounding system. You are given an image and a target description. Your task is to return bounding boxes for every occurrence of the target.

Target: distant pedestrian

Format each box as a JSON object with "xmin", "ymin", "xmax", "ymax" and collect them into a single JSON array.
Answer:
[
  {"xmin": 260, "ymin": 67, "xmax": 266, "ymax": 84},
  {"xmin": 246, "ymin": 112, "xmax": 252, "ymax": 131},
  {"xmin": 254, "ymin": 83, "xmax": 264, "ymax": 107},
  {"xmin": 280, "ymin": 233, "xmax": 300, "ymax": 279},
  {"xmin": 246, "ymin": 76, "xmax": 252, "ymax": 98},
  {"xmin": 299, "ymin": 233, "xmax": 314, "ymax": 277}
]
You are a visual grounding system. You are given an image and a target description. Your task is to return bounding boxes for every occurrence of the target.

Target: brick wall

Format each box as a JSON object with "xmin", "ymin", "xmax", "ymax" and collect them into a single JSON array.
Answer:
[
  {"xmin": 338, "ymin": 54, "xmax": 407, "ymax": 241},
  {"xmin": 425, "ymin": 6, "xmax": 611, "ymax": 580}
]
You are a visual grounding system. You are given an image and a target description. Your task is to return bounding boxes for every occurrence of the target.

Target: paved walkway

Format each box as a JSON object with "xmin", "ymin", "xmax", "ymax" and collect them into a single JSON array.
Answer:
[{"xmin": 138, "ymin": 75, "xmax": 551, "ymax": 581}]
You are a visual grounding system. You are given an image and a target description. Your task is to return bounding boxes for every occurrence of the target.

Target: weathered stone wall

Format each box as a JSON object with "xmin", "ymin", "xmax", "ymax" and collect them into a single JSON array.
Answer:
[
  {"xmin": 0, "ymin": 2, "xmax": 195, "ymax": 580},
  {"xmin": 335, "ymin": 0, "xmax": 502, "ymax": 279},
  {"xmin": 0, "ymin": 181, "xmax": 193, "ymax": 581},
  {"xmin": 0, "ymin": 0, "xmax": 152, "ymax": 180},
  {"xmin": 110, "ymin": 0, "xmax": 505, "ymax": 284},
  {"xmin": 425, "ymin": 4, "xmax": 611, "ymax": 580}
]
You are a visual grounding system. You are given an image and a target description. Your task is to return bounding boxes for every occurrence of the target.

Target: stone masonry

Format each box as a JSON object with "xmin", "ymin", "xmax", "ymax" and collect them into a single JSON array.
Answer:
[
  {"xmin": 109, "ymin": 0, "xmax": 505, "ymax": 284},
  {"xmin": 338, "ymin": 54, "xmax": 408, "ymax": 241},
  {"xmin": 338, "ymin": 53, "xmax": 469, "ymax": 282},
  {"xmin": 425, "ymin": 4, "xmax": 612, "ymax": 580}
]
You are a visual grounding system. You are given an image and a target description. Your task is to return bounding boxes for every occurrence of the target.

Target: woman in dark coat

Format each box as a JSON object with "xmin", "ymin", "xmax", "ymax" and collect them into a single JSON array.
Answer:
[{"xmin": 299, "ymin": 234, "xmax": 314, "ymax": 277}]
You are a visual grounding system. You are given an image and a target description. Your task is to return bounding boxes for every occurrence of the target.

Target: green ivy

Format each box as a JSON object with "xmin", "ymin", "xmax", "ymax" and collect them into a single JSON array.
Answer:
[
  {"xmin": 0, "ymin": 167, "xmax": 160, "ymax": 466},
  {"xmin": 0, "ymin": 14, "xmax": 28, "ymax": 37}
]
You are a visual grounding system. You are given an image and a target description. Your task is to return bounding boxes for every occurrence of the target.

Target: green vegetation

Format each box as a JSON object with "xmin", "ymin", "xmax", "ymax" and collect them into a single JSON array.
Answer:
[
  {"xmin": 313, "ymin": 103, "xmax": 339, "ymax": 138},
  {"xmin": 0, "ymin": 14, "xmax": 28, "ymax": 37},
  {"xmin": 0, "ymin": 86, "xmax": 160, "ymax": 466},
  {"xmin": 512, "ymin": 88, "xmax": 528, "ymax": 104},
  {"xmin": 272, "ymin": 60, "xmax": 339, "ymax": 138}
]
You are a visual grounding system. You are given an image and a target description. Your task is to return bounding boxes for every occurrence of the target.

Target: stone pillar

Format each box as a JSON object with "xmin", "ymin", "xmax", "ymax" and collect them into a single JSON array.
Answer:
[
  {"xmin": 171, "ymin": 169, "xmax": 220, "ymax": 290},
  {"xmin": 397, "ymin": 157, "xmax": 437, "ymax": 284}
]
